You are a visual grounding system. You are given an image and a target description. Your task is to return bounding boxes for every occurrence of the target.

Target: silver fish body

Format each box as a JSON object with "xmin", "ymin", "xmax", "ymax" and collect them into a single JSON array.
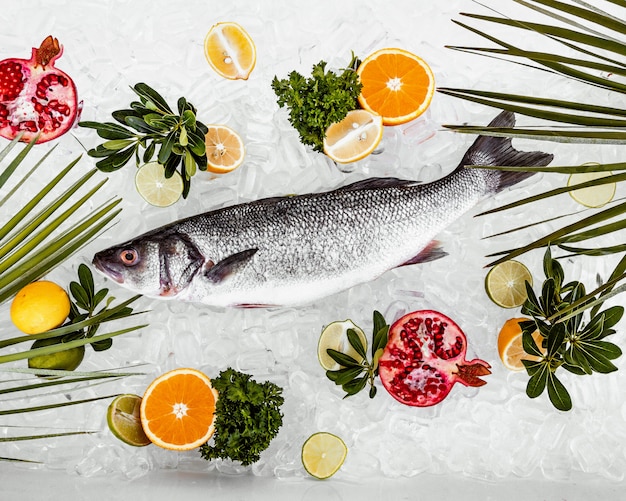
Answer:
[{"xmin": 92, "ymin": 112, "xmax": 553, "ymax": 307}]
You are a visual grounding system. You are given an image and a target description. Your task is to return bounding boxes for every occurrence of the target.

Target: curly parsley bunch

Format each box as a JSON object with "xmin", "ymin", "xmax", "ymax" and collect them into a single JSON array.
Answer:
[
  {"xmin": 199, "ymin": 368, "xmax": 284, "ymax": 466},
  {"xmin": 272, "ymin": 54, "xmax": 362, "ymax": 152}
]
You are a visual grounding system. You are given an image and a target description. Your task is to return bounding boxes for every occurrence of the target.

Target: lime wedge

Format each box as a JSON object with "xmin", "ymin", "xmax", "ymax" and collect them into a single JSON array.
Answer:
[
  {"xmin": 317, "ymin": 320, "xmax": 367, "ymax": 371},
  {"xmin": 485, "ymin": 260, "xmax": 533, "ymax": 309},
  {"xmin": 568, "ymin": 167, "xmax": 616, "ymax": 208},
  {"xmin": 135, "ymin": 161, "xmax": 183, "ymax": 207},
  {"xmin": 107, "ymin": 394, "xmax": 151, "ymax": 447},
  {"xmin": 301, "ymin": 432, "xmax": 347, "ymax": 479}
]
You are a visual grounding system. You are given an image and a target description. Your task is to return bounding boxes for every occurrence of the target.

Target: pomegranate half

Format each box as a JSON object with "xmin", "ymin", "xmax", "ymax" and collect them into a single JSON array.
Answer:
[
  {"xmin": 0, "ymin": 36, "xmax": 78, "ymax": 143},
  {"xmin": 378, "ymin": 310, "xmax": 491, "ymax": 407}
]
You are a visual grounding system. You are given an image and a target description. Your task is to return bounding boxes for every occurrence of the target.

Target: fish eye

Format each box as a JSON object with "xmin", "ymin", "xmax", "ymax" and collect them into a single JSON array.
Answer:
[{"xmin": 119, "ymin": 248, "xmax": 139, "ymax": 266}]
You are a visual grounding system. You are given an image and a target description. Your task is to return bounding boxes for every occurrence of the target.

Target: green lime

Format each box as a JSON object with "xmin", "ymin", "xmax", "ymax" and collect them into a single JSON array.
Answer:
[
  {"xmin": 317, "ymin": 320, "xmax": 367, "ymax": 371},
  {"xmin": 107, "ymin": 394, "xmax": 151, "ymax": 447},
  {"xmin": 28, "ymin": 336, "xmax": 85, "ymax": 372},
  {"xmin": 568, "ymin": 167, "xmax": 616, "ymax": 208},
  {"xmin": 135, "ymin": 161, "xmax": 183, "ymax": 207},
  {"xmin": 301, "ymin": 432, "xmax": 347, "ymax": 479},
  {"xmin": 485, "ymin": 260, "xmax": 533, "ymax": 309}
]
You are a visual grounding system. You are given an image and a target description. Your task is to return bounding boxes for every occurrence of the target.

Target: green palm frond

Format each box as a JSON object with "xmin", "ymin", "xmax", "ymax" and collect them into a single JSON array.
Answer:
[
  {"xmin": 0, "ymin": 137, "xmax": 150, "ymax": 462},
  {"xmin": 0, "ymin": 367, "xmax": 144, "ymax": 462},
  {"xmin": 0, "ymin": 137, "xmax": 122, "ymax": 304},
  {"xmin": 444, "ymin": 0, "xmax": 626, "ymax": 313}
]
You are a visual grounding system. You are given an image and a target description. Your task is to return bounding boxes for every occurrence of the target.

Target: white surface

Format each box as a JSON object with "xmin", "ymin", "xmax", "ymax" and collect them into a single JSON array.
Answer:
[{"xmin": 1, "ymin": 0, "xmax": 626, "ymax": 497}]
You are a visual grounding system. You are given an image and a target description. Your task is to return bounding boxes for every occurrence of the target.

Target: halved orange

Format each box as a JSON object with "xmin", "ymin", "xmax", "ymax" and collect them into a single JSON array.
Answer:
[
  {"xmin": 323, "ymin": 109, "xmax": 383, "ymax": 164},
  {"xmin": 497, "ymin": 318, "xmax": 544, "ymax": 372},
  {"xmin": 204, "ymin": 22, "xmax": 256, "ymax": 80},
  {"xmin": 357, "ymin": 48, "xmax": 435, "ymax": 126},
  {"xmin": 140, "ymin": 368, "xmax": 218, "ymax": 451},
  {"xmin": 205, "ymin": 124, "xmax": 245, "ymax": 173}
]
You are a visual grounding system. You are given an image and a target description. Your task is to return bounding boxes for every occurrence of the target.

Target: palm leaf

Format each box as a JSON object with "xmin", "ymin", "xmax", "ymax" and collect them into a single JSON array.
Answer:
[
  {"xmin": 445, "ymin": 0, "xmax": 626, "ymax": 299},
  {"xmin": 0, "ymin": 138, "xmax": 124, "ymax": 305},
  {"xmin": 0, "ymin": 367, "xmax": 143, "ymax": 462}
]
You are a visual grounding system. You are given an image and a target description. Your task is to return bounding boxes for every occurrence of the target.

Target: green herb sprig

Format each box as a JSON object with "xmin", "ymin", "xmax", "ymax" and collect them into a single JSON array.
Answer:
[
  {"xmin": 199, "ymin": 368, "xmax": 284, "ymax": 466},
  {"xmin": 271, "ymin": 54, "xmax": 363, "ymax": 152},
  {"xmin": 61, "ymin": 263, "xmax": 135, "ymax": 353},
  {"xmin": 520, "ymin": 248, "xmax": 623, "ymax": 411},
  {"xmin": 325, "ymin": 311, "xmax": 389, "ymax": 399},
  {"xmin": 79, "ymin": 83, "xmax": 208, "ymax": 198}
]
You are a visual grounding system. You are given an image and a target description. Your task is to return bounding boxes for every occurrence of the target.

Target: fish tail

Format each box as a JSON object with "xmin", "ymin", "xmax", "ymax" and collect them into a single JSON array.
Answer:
[{"xmin": 458, "ymin": 111, "xmax": 553, "ymax": 193}]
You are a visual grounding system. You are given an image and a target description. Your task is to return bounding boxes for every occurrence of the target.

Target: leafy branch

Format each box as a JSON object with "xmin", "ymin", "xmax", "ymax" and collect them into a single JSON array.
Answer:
[
  {"xmin": 325, "ymin": 311, "xmax": 389, "ymax": 399},
  {"xmin": 79, "ymin": 82, "xmax": 209, "ymax": 198},
  {"xmin": 520, "ymin": 247, "xmax": 623, "ymax": 411}
]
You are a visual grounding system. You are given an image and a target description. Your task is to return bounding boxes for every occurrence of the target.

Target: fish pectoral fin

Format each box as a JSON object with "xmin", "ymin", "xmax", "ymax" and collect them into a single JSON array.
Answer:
[
  {"xmin": 205, "ymin": 248, "xmax": 258, "ymax": 283},
  {"xmin": 399, "ymin": 240, "xmax": 448, "ymax": 267}
]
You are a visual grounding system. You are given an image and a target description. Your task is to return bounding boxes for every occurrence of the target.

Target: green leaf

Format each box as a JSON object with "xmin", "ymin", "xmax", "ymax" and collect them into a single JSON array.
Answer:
[
  {"xmin": 143, "ymin": 141, "xmax": 156, "ymax": 163},
  {"xmin": 158, "ymin": 132, "xmax": 177, "ymax": 165},
  {"xmin": 522, "ymin": 326, "xmax": 543, "ymax": 357},
  {"xmin": 546, "ymin": 323, "xmax": 565, "ymax": 357},
  {"xmin": 69, "ymin": 282, "xmax": 90, "ymax": 310},
  {"xmin": 184, "ymin": 149, "xmax": 196, "ymax": 179},
  {"xmin": 95, "ymin": 146, "xmax": 136, "ymax": 172},
  {"xmin": 546, "ymin": 372, "xmax": 572, "ymax": 411},
  {"xmin": 342, "ymin": 375, "xmax": 368, "ymax": 397},
  {"xmin": 182, "ymin": 109, "xmax": 196, "ymax": 129},
  {"xmin": 179, "ymin": 126, "xmax": 188, "ymax": 147},
  {"xmin": 78, "ymin": 121, "xmax": 135, "ymax": 140},
  {"xmin": 347, "ymin": 328, "xmax": 367, "ymax": 360},
  {"xmin": 326, "ymin": 366, "xmax": 364, "ymax": 386},
  {"xmin": 526, "ymin": 362, "xmax": 549, "ymax": 398},
  {"xmin": 78, "ymin": 264, "xmax": 95, "ymax": 300},
  {"xmin": 326, "ymin": 348, "xmax": 361, "ymax": 368},
  {"xmin": 132, "ymin": 83, "xmax": 173, "ymax": 114},
  {"xmin": 91, "ymin": 338, "xmax": 113, "ymax": 352}
]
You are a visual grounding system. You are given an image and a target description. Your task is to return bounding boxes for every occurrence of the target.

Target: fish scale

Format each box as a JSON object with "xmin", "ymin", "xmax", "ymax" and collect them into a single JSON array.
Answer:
[{"xmin": 92, "ymin": 112, "xmax": 553, "ymax": 308}]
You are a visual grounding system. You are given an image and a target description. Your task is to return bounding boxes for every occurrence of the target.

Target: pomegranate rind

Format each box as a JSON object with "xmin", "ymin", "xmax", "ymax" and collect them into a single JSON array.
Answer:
[
  {"xmin": 0, "ymin": 36, "xmax": 78, "ymax": 144},
  {"xmin": 378, "ymin": 310, "xmax": 491, "ymax": 407}
]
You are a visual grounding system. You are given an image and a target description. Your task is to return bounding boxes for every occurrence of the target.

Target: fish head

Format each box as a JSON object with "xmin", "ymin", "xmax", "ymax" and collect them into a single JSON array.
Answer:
[{"xmin": 92, "ymin": 231, "xmax": 205, "ymax": 298}]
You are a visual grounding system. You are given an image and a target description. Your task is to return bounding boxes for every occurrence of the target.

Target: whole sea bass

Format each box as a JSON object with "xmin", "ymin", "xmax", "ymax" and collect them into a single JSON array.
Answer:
[{"xmin": 93, "ymin": 112, "xmax": 553, "ymax": 308}]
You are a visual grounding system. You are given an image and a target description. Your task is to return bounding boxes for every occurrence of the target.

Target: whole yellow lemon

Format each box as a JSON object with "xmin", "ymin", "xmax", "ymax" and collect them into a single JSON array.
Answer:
[{"xmin": 10, "ymin": 281, "xmax": 71, "ymax": 334}]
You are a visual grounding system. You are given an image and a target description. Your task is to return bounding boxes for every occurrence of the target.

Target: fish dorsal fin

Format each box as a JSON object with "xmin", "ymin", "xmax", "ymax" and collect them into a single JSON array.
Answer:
[
  {"xmin": 205, "ymin": 248, "xmax": 258, "ymax": 283},
  {"xmin": 335, "ymin": 177, "xmax": 419, "ymax": 192}
]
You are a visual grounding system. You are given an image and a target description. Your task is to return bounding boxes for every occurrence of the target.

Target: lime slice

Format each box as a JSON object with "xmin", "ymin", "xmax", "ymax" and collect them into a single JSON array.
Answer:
[
  {"xmin": 107, "ymin": 394, "xmax": 151, "ymax": 447},
  {"xmin": 485, "ymin": 260, "xmax": 533, "ymax": 309},
  {"xmin": 135, "ymin": 161, "xmax": 183, "ymax": 207},
  {"xmin": 568, "ymin": 167, "xmax": 616, "ymax": 208},
  {"xmin": 317, "ymin": 320, "xmax": 367, "ymax": 371},
  {"xmin": 301, "ymin": 432, "xmax": 347, "ymax": 479}
]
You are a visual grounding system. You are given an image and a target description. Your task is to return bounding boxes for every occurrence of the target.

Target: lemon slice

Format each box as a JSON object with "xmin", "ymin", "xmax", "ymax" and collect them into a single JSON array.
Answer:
[
  {"xmin": 107, "ymin": 394, "xmax": 151, "ymax": 447},
  {"xmin": 485, "ymin": 260, "xmax": 533, "ymax": 309},
  {"xmin": 317, "ymin": 319, "xmax": 367, "ymax": 371},
  {"xmin": 497, "ymin": 318, "xmax": 543, "ymax": 372},
  {"xmin": 323, "ymin": 109, "xmax": 383, "ymax": 164},
  {"xmin": 301, "ymin": 432, "xmax": 347, "ymax": 479},
  {"xmin": 568, "ymin": 167, "xmax": 616, "ymax": 208},
  {"xmin": 135, "ymin": 161, "xmax": 183, "ymax": 207},
  {"xmin": 205, "ymin": 124, "xmax": 245, "ymax": 173},
  {"xmin": 204, "ymin": 22, "xmax": 256, "ymax": 80}
]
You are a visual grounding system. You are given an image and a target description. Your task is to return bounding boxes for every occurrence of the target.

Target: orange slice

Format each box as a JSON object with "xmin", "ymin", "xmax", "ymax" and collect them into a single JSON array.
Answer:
[
  {"xmin": 204, "ymin": 124, "xmax": 245, "ymax": 173},
  {"xmin": 357, "ymin": 48, "xmax": 435, "ymax": 126},
  {"xmin": 497, "ymin": 318, "xmax": 544, "ymax": 371},
  {"xmin": 140, "ymin": 368, "xmax": 218, "ymax": 451},
  {"xmin": 323, "ymin": 109, "xmax": 383, "ymax": 164},
  {"xmin": 204, "ymin": 22, "xmax": 256, "ymax": 80}
]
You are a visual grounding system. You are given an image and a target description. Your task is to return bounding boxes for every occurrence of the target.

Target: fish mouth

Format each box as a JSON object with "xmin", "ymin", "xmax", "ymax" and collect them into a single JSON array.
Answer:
[{"xmin": 92, "ymin": 253, "xmax": 123, "ymax": 283}]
